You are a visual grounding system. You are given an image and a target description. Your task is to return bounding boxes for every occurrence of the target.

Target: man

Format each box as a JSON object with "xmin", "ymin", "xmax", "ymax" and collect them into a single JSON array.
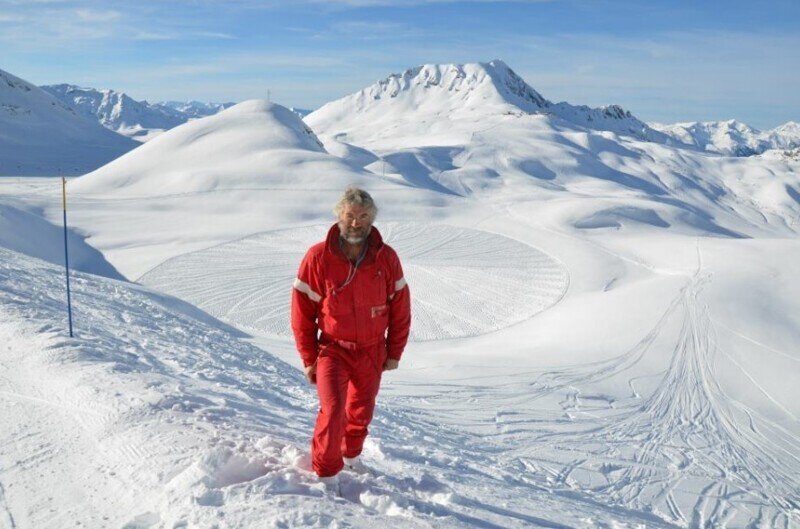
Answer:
[{"xmin": 291, "ymin": 186, "xmax": 411, "ymax": 480}]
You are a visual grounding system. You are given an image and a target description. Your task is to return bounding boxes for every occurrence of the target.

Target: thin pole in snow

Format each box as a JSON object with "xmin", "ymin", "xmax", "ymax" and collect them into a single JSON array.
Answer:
[{"xmin": 62, "ymin": 177, "xmax": 74, "ymax": 338}]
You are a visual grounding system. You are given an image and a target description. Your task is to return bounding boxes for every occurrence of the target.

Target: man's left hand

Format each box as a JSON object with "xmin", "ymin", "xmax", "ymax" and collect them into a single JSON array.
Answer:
[{"xmin": 383, "ymin": 358, "xmax": 399, "ymax": 371}]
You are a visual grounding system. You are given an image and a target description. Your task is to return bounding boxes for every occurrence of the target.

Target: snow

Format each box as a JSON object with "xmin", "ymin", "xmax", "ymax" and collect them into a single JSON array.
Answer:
[
  {"xmin": 0, "ymin": 70, "xmax": 137, "ymax": 176},
  {"xmin": 1, "ymin": 60, "xmax": 800, "ymax": 528}
]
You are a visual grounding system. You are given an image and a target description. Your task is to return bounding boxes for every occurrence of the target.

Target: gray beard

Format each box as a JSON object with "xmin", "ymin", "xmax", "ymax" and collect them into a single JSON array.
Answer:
[
  {"xmin": 344, "ymin": 234, "xmax": 365, "ymax": 244},
  {"xmin": 340, "ymin": 225, "xmax": 371, "ymax": 245}
]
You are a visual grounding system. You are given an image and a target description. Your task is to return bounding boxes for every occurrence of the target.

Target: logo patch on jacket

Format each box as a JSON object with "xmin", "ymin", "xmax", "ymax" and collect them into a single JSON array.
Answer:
[{"xmin": 371, "ymin": 304, "xmax": 388, "ymax": 318}]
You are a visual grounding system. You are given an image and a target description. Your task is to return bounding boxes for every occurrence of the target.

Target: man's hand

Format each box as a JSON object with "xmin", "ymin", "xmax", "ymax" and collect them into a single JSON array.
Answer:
[
  {"xmin": 304, "ymin": 362, "xmax": 318, "ymax": 384},
  {"xmin": 382, "ymin": 358, "xmax": 399, "ymax": 372}
]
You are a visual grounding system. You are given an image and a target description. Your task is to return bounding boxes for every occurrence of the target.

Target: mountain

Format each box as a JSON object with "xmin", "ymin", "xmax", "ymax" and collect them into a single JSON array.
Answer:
[
  {"xmin": 306, "ymin": 60, "xmax": 799, "ymax": 239},
  {"xmin": 307, "ymin": 60, "xmax": 672, "ymax": 144},
  {"xmin": 71, "ymin": 100, "xmax": 334, "ymax": 196},
  {"xmin": 650, "ymin": 119, "xmax": 800, "ymax": 156},
  {"xmin": 157, "ymin": 100, "xmax": 235, "ymax": 119},
  {"xmin": 289, "ymin": 106, "xmax": 313, "ymax": 119},
  {"xmin": 41, "ymin": 85, "xmax": 233, "ymax": 142},
  {"xmin": 42, "ymin": 84, "xmax": 185, "ymax": 142},
  {"xmin": 0, "ymin": 69, "xmax": 137, "ymax": 176}
]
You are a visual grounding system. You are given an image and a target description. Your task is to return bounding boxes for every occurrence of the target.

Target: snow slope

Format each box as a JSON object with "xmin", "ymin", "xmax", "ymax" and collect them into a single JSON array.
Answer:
[
  {"xmin": 651, "ymin": 119, "xmax": 800, "ymax": 157},
  {"xmin": 61, "ymin": 100, "xmax": 447, "ymax": 278},
  {"xmin": 41, "ymin": 84, "xmax": 187, "ymax": 142},
  {"xmin": 0, "ymin": 200, "xmax": 122, "ymax": 279},
  {"xmin": 0, "ymin": 69, "xmax": 137, "ymax": 176},
  {"xmin": 1, "ymin": 241, "xmax": 713, "ymax": 528},
  {"xmin": 5, "ymin": 183, "xmax": 800, "ymax": 528}
]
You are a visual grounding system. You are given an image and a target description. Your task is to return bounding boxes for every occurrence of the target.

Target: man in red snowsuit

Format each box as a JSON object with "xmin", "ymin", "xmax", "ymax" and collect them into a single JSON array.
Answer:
[{"xmin": 291, "ymin": 187, "xmax": 411, "ymax": 478}]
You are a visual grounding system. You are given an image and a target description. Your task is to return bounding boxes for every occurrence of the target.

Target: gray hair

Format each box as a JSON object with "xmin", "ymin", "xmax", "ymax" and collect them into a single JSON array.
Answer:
[{"xmin": 334, "ymin": 186, "xmax": 378, "ymax": 221}]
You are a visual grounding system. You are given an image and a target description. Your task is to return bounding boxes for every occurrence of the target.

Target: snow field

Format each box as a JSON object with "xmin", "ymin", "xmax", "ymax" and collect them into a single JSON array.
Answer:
[
  {"xmin": 139, "ymin": 222, "xmax": 568, "ymax": 341},
  {"xmin": 1, "ymin": 246, "xmax": 686, "ymax": 528}
]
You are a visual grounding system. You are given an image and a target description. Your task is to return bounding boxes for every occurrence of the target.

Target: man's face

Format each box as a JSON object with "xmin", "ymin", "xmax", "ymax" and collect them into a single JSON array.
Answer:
[{"xmin": 338, "ymin": 203, "xmax": 373, "ymax": 245}]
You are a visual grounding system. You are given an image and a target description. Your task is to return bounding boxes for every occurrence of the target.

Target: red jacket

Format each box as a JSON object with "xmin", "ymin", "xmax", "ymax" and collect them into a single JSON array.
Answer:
[{"xmin": 291, "ymin": 224, "xmax": 411, "ymax": 367}]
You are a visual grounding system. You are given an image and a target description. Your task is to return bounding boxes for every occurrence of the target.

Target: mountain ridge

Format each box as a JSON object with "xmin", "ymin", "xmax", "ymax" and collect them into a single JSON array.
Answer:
[
  {"xmin": 650, "ymin": 119, "xmax": 800, "ymax": 156},
  {"xmin": 42, "ymin": 84, "xmax": 235, "ymax": 142}
]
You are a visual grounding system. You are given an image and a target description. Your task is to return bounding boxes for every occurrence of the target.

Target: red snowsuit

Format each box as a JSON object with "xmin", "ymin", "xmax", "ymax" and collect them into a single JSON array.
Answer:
[{"xmin": 291, "ymin": 223, "xmax": 411, "ymax": 477}]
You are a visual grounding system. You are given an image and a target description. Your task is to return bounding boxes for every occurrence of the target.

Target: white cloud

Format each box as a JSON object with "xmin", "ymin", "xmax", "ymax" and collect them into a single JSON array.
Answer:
[
  {"xmin": 74, "ymin": 9, "xmax": 121, "ymax": 22},
  {"xmin": 0, "ymin": 12, "xmax": 24, "ymax": 22}
]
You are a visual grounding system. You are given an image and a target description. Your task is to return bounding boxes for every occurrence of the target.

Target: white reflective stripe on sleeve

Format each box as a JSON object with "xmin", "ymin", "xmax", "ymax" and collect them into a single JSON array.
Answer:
[
  {"xmin": 293, "ymin": 278, "xmax": 322, "ymax": 302},
  {"xmin": 394, "ymin": 277, "xmax": 407, "ymax": 291}
]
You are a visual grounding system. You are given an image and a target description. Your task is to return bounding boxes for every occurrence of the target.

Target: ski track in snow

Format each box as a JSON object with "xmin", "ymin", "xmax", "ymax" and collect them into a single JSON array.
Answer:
[
  {"xmin": 139, "ymin": 222, "xmax": 569, "ymax": 342},
  {"xmin": 384, "ymin": 241, "xmax": 800, "ymax": 529}
]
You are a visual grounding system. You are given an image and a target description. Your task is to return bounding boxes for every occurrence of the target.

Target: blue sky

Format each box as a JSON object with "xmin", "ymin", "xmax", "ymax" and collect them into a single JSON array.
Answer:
[{"xmin": 1, "ymin": 0, "xmax": 798, "ymax": 129}]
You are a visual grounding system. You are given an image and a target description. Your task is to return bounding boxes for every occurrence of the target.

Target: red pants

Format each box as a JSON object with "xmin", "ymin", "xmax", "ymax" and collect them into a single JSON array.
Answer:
[{"xmin": 311, "ymin": 340, "xmax": 386, "ymax": 477}]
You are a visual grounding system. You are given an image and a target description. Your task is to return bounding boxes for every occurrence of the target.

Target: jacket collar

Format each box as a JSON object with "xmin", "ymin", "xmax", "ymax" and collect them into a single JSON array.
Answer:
[{"xmin": 325, "ymin": 222, "xmax": 384, "ymax": 263}]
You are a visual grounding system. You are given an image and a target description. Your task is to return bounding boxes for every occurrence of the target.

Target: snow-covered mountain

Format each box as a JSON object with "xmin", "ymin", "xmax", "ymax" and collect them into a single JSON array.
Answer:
[
  {"xmin": 307, "ymin": 60, "xmax": 673, "ymax": 144},
  {"xmin": 651, "ymin": 119, "xmax": 800, "ymax": 156},
  {"xmin": 307, "ymin": 60, "xmax": 799, "ymax": 238},
  {"xmin": 66, "ymin": 100, "xmax": 445, "ymax": 278},
  {"xmin": 0, "ymin": 69, "xmax": 137, "ymax": 176},
  {"xmin": 41, "ymin": 84, "xmax": 186, "ymax": 142},
  {"xmin": 41, "ymin": 85, "xmax": 233, "ymax": 142},
  {"xmin": 157, "ymin": 100, "xmax": 235, "ymax": 120}
]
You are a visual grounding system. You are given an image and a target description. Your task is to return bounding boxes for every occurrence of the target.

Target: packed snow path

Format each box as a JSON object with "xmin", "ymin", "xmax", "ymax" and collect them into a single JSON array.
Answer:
[{"xmin": 140, "ymin": 222, "xmax": 569, "ymax": 341}]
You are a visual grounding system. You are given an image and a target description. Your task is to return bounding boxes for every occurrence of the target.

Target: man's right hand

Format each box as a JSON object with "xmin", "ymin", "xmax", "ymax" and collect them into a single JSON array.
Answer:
[{"xmin": 304, "ymin": 362, "xmax": 318, "ymax": 385}]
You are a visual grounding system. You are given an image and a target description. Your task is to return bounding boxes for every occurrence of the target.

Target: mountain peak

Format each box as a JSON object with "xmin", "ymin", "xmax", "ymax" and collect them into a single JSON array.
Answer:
[
  {"xmin": 364, "ymin": 60, "xmax": 550, "ymax": 113},
  {"xmin": 308, "ymin": 60, "xmax": 666, "ymax": 144}
]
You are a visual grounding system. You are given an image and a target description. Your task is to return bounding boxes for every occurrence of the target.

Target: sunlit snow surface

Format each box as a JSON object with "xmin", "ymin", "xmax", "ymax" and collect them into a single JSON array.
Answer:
[
  {"xmin": 2, "ymin": 71, "xmax": 800, "ymax": 527},
  {"xmin": 139, "ymin": 222, "xmax": 568, "ymax": 340}
]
